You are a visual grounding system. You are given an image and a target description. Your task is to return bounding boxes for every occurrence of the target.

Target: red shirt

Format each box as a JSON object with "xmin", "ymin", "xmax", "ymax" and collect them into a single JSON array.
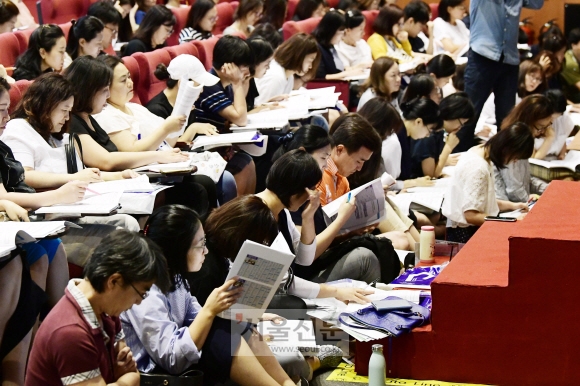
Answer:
[{"xmin": 25, "ymin": 281, "xmax": 123, "ymax": 386}]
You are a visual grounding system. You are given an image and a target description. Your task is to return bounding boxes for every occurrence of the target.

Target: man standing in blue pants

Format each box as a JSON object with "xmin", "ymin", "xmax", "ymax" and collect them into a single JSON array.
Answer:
[{"xmin": 457, "ymin": 0, "xmax": 544, "ymax": 152}]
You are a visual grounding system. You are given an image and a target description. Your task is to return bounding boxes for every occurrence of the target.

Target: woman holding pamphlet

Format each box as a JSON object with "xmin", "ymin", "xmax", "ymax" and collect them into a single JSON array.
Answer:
[{"xmin": 121, "ymin": 205, "xmax": 298, "ymax": 386}]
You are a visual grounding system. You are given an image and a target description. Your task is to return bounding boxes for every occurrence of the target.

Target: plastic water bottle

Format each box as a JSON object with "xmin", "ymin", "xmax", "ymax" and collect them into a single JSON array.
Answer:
[{"xmin": 368, "ymin": 344, "xmax": 386, "ymax": 386}]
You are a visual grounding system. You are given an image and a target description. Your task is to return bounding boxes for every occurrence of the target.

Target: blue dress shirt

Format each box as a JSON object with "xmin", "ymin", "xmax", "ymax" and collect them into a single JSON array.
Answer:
[{"xmin": 469, "ymin": 0, "xmax": 544, "ymax": 65}]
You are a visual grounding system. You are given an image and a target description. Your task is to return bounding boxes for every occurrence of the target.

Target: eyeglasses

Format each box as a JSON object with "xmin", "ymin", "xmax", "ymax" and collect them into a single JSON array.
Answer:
[
  {"xmin": 208, "ymin": 16, "xmax": 219, "ymax": 22},
  {"xmin": 164, "ymin": 25, "xmax": 175, "ymax": 35},
  {"xmin": 130, "ymin": 283, "xmax": 149, "ymax": 300},
  {"xmin": 192, "ymin": 237, "xmax": 207, "ymax": 249},
  {"xmin": 533, "ymin": 122, "xmax": 552, "ymax": 133},
  {"xmin": 104, "ymin": 25, "xmax": 118, "ymax": 36},
  {"xmin": 526, "ymin": 73, "xmax": 543, "ymax": 83}
]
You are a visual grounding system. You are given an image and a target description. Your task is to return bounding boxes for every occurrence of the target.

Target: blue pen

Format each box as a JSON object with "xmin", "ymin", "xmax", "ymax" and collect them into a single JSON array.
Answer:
[{"xmin": 347, "ymin": 192, "xmax": 352, "ymax": 203}]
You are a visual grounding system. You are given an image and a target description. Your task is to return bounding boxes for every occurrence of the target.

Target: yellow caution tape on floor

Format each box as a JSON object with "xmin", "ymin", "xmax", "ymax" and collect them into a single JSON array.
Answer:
[{"xmin": 326, "ymin": 363, "xmax": 490, "ymax": 385}]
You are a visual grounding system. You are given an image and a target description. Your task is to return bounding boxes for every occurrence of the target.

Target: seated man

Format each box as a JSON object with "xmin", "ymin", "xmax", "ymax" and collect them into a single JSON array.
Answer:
[
  {"xmin": 88, "ymin": 1, "xmax": 123, "ymax": 54},
  {"xmin": 25, "ymin": 230, "xmax": 170, "ymax": 386},
  {"xmin": 561, "ymin": 28, "xmax": 580, "ymax": 104}
]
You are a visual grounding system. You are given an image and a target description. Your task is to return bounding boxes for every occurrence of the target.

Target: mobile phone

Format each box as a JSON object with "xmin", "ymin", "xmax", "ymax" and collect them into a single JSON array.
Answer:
[
  {"xmin": 372, "ymin": 299, "xmax": 413, "ymax": 312},
  {"xmin": 484, "ymin": 216, "xmax": 517, "ymax": 222}
]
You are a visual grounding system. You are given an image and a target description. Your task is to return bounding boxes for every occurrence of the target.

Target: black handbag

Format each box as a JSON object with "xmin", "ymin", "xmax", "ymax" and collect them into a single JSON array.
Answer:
[
  {"xmin": 65, "ymin": 133, "xmax": 84, "ymax": 174},
  {"xmin": 140, "ymin": 369, "xmax": 203, "ymax": 386}
]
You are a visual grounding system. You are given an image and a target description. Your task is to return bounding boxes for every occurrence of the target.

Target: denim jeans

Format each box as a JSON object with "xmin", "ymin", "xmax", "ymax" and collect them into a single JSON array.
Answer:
[{"xmin": 459, "ymin": 50, "xmax": 519, "ymax": 152}]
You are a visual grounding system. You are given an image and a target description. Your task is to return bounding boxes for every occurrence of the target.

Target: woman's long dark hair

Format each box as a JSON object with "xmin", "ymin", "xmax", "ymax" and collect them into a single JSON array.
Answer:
[
  {"xmin": 14, "ymin": 24, "xmax": 65, "ymax": 79},
  {"xmin": 185, "ymin": 0, "xmax": 216, "ymax": 32},
  {"xmin": 144, "ymin": 205, "xmax": 203, "ymax": 292},
  {"xmin": 67, "ymin": 16, "xmax": 104, "ymax": 60},
  {"xmin": 272, "ymin": 124, "xmax": 333, "ymax": 162}
]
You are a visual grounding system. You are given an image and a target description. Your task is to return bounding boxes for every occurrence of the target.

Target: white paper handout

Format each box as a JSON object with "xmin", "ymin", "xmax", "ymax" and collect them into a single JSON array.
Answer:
[
  {"xmin": 35, "ymin": 192, "xmax": 122, "ymax": 215},
  {"xmin": 220, "ymin": 233, "xmax": 295, "ymax": 324},
  {"xmin": 0, "ymin": 221, "xmax": 81, "ymax": 257},
  {"xmin": 321, "ymin": 178, "xmax": 386, "ymax": 234},
  {"xmin": 290, "ymin": 87, "xmax": 340, "ymax": 110},
  {"xmin": 389, "ymin": 191, "xmax": 444, "ymax": 214},
  {"xmin": 191, "ymin": 131, "xmax": 264, "ymax": 149},
  {"xmin": 230, "ymin": 109, "xmax": 289, "ymax": 131},
  {"xmin": 85, "ymin": 175, "xmax": 154, "ymax": 194},
  {"xmin": 168, "ymin": 80, "xmax": 203, "ymax": 138}
]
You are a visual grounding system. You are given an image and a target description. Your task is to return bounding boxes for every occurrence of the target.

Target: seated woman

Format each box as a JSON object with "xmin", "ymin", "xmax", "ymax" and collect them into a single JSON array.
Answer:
[
  {"xmin": 432, "ymin": 0, "xmax": 469, "ymax": 57},
  {"xmin": 12, "ymin": 24, "xmax": 66, "ymax": 81},
  {"xmin": 1, "ymin": 73, "xmax": 141, "ymax": 233},
  {"xmin": 96, "ymin": 55, "xmax": 218, "ymax": 152},
  {"xmin": 223, "ymin": 0, "xmax": 264, "ymax": 38},
  {"xmin": 537, "ymin": 89, "xmax": 575, "ymax": 160},
  {"xmin": 255, "ymin": 33, "xmax": 320, "ymax": 105},
  {"xmin": 442, "ymin": 123, "xmax": 532, "ymax": 243},
  {"xmin": 388, "ymin": 97, "xmax": 439, "ymax": 190},
  {"xmin": 0, "ymin": 0, "xmax": 18, "ymax": 33},
  {"xmin": 117, "ymin": 0, "xmax": 135, "ymax": 42},
  {"xmin": 179, "ymin": 0, "xmax": 217, "ymax": 43},
  {"xmin": 411, "ymin": 92, "xmax": 474, "ymax": 178},
  {"xmin": 123, "ymin": 5, "xmax": 176, "ymax": 56},
  {"xmin": 25, "ymin": 229, "xmax": 169, "ymax": 386},
  {"xmin": 257, "ymin": 0, "xmax": 287, "ymax": 31},
  {"xmin": 336, "ymin": 10, "xmax": 373, "ymax": 71},
  {"xmin": 64, "ymin": 56, "xmax": 217, "ymax": 218},
  {"xmin": 292, "ymin": 0, "xmax": 325, "ymax": 21},
  {"xmin": 493, "ymin": 94, "xmax": 554, "ymax": 203},
  {"xmin": 475, "ymin": 60, "xmax": 546, "ymax": 140},
  {"xmin": 63, "ymin": 16, "xmax": 105, "ymax": 70},
  {"xmin": 358, "ymin": 57, "xmax": 401, "ymax": 111},
  {"xmin": 367, "ymin": 5, "xmax": 413, "ymax": 62},
  {"xmin": 121, "ymin": 205, "xmax": 298, "ymax": 386},
  {"xmin": 422, "ymin": 53, "xmax": 456, "ymax": 96},
  {"xmin": 401, "ymin": 73, "xmax": 440, "ymax": 104},
  {"xmin": 313, "ymin": 10, "xmax": 365, "ymax": 81}
]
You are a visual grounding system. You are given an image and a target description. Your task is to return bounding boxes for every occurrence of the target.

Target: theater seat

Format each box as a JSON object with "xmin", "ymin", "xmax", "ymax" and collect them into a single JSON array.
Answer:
[
  {"xmin": 192, "ymin": 35, "xmax": 220, "ymax": 70},
  {"xmin": 121, "ymin": 55, "xmax": 142, "ymax": 104},
  {"xmin": 362, "ymin": 10, "xmax": 378, "ymax": 40},
  {"xmin": 0, "ymin": 33, "xmax": 22, "ymax": 70},
  {"xmin": 166, "ymin": 6, "xmax": 191, "ymax": 46},
  {"xmin": 326, "ymin": 0, "xmax": 339, "ymax": 8},
  {"xmin": 132, "ymin": 49, "xmax": 173, "ymax": 104},
  {"xmin": 14, "ymin": 29, "xmax": 34, "ymax": 54},
  {"xmin": 39, "ymin": 0, "xmax": 91, "ymax": 24},
  {"xmin": 166, "ymin": 42, "xmax": 200, "ymax": 59},
  {"xmin": 282, "ymin": 17, "xmax": 320, "ymax": 40},
  {"xmin": 8, "ymin": 80, "xmax": 33, "ymax": 114},
  {"xmin": 306, "ymin": 79, "xmax": 350, "ymax": 110},
  {"xmin": 286, "ymin": 0, "xmax": 299, "ymax": 21},
  {"xmin": 430, "ymin": 3, "xmax": 438, "ymax": 20},
  {"xmin": 58, "ymin": 22, "xmax": 73, "ymax": 40},
  {"xmin": 213, "ymin": 2, "xmax": 238, "ymax": 35}
]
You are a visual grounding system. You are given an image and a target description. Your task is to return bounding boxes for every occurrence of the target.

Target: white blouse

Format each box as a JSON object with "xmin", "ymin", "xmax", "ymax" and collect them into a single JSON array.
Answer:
[
  {"xmin": 335, "ymin": 40, "xmax": 372, "ymax": 68},
  {"xmin": 1, "ymin": 118, "xmax": 78, "ymax": 174},
  {"xmin": 534, "ymin": 112, "xmax": 575, "ymax": 157},
  {"xmin": 442, "ymin": 148, "xmax": 499, "ymax": 228},
  {"xmin": 254, "ymin": 60, "xmax": 294, "ymax": 106},
  {"xmin": 93, "ymin": 103, "xmax": 165, "ymax": 139},
  {"xmin": 432, "ymin": 17, "xmax": 470, "ymax": 55}
]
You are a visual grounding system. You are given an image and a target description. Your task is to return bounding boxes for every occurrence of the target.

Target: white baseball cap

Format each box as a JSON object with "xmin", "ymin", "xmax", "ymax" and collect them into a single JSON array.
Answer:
[{"xmin": 167, "ymin": 54, "xmax": 219, "ymax": 86}]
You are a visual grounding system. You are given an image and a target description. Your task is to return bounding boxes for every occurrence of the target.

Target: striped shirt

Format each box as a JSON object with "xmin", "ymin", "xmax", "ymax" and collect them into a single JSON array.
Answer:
[
  {"xmin": 178, "ymin": 28, "xmax": 213, "ymax": 44},
  {"xmin": 194, "ymin": 69, "xmax": 232, "ymax": 132}
]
